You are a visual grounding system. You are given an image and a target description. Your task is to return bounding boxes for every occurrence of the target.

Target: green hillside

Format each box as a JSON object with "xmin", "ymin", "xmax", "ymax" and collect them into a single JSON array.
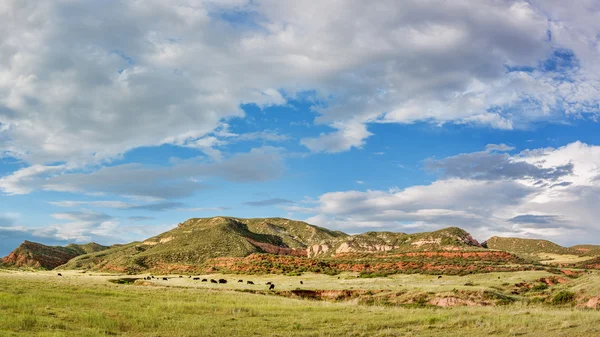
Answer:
[
  {"xmin": 60, "ymin": 217, "xmax": 347, "ymax": 273},
  {"xmin": 484, "ymin": 236, "xmax": 573, "ymax": 255},
  {"xmin": 570, "ymin": 245, "xmax": 600, "ymax": 256}
]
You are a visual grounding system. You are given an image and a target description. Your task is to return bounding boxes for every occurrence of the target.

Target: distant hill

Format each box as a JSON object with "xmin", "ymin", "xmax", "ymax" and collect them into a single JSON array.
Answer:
[
  {"xmin": 60, "ymin": 217, "xmax": 347, "ymax": 273},
  {"xmin": 570, "ymin": 245, "xmax": 600, "ymax": 256},
  {"xmin": 1, "ymin": 241, "xmax": 108, "ymax": 269},
  {"xmin": 483, "ymin": 236, "xmax": 574, "ymax": 255}
]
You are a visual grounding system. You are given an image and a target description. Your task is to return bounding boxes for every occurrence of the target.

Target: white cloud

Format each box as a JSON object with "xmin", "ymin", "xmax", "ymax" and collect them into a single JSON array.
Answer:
[
  {"xmin": 0, "ymin": 0, "xmax": 598, "ymax": 162},
  {"xmin": 485, "ymin": 143, "xmax": 515, "ymax": 152},
  {"xmin": 301, "ymin": 121, "xmax": 372, "ymax": 153},
  {"xmin": 302, "ymin": 142, "xmax": 600, "ymax": 245}
]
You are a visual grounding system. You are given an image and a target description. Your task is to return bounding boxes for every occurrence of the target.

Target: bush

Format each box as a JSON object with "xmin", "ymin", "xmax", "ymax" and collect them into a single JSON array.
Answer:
[
  {"xmin": 551, "ymin": 291, "xmax": 575, "ymax": 305},
  {"xmin": 531, "ymin": 283, "xmax": 548, "ymax": 291}
]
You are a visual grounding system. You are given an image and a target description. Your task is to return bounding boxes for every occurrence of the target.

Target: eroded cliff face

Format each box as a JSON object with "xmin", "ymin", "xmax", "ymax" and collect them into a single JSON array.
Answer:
[
  {"xmin": 335, "ymin": 242, "xmax": 395, "ymax": 254},
  {"xmin": 307, "ymin": 244, "xmax": 331, "ymax": 257}
]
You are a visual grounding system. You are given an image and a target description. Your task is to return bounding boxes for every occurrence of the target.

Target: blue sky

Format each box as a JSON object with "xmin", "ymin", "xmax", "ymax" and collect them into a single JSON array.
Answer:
[{"xmin": 1, "ymin": 1, "xmax": 600, "ymax": 256}]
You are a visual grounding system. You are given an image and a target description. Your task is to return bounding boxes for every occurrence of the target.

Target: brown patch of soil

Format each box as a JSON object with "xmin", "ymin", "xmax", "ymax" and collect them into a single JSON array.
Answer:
[{"xmin": 428, "ymin": 297, "xmax": 481, "ymax": 307}]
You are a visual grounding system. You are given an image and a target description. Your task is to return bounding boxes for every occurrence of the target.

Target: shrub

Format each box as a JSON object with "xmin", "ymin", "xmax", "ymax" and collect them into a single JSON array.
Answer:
[
  {"xmin": 551, "ymin": 291, "xmax": 575, "ymax": 305},
  {"xmin": 531, "ymin": 283, "xmax": 548, "ymax": 291}
]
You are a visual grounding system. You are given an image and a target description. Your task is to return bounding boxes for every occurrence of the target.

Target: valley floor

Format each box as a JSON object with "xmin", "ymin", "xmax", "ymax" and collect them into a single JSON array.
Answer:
[{"xmin": 1, "ymin": 270, "xmax": 599, "ymax": 336}]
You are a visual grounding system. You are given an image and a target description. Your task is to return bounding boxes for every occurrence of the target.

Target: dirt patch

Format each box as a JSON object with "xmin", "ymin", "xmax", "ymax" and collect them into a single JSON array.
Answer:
[
  {"xmin": 428, "ymin": 297, "xmax": 479, "ymax": 307},
  {"xmin": 585, "ymin": 296, "xmax": 600, "ymax": 309}
]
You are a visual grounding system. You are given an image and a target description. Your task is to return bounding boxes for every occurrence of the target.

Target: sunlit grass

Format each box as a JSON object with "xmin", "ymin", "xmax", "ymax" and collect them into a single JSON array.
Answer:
[{"xmin": 1, "ymin": 271, "xmax": 599, "ymax": 336}]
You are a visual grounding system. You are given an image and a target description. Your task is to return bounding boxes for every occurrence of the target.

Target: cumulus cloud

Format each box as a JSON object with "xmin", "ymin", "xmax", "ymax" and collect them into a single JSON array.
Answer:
[
  {"xmin": 426, "ymin": 150, "xmax": 573, "ymax": 181},
  {"xmin": 302, "ymin": 142, "xmax": 600, "ymax": 245},
  {"xmin": 0, "ymin": 0, "xmax": 598, "ymax": 162}
]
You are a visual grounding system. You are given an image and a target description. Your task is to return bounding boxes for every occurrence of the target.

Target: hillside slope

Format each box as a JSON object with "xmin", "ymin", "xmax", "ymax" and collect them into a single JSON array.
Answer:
[
  {"xmin": 1, "ymin": 241, "xmax": 108, "ymax": 269},
  {"xmin": 484, "ymin": 236, "xmax": 573, "ymax": 255},
  {"xmin": 60, "ymin": 217, "xmax": 347, "ymax": 273},
  {"xmin": 570, "ymin": 245, "xmax": 600, "ymax": 256}
]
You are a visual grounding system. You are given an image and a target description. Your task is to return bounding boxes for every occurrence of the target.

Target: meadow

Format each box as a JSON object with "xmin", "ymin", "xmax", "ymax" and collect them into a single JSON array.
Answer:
[{"xmin": 1, "ymin": 270, "xmax": 599, "ymax": 336}]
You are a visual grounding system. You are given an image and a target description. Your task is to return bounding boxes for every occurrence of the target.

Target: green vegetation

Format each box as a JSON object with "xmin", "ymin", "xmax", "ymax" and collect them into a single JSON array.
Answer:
[
  {"xmin": 1, "ymin": 271, "xmax": 600, "ymax": 336},
  {"xmin": 485, "ymin": 236, "xmax": 575, "ymax": 256},
  {"xmin": 551, "ymin": 291, "xmax": 576, "ymax": 305},
  {"xmin": 60, "ymin": 217, "xmax": 346, "ymax": 273}
]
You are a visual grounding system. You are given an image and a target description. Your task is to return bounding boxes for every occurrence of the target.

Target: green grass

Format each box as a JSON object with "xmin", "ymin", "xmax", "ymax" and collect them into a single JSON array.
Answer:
[{"xmin": 1, "ymin": 271, "xmax": 600, "ymax": 336}]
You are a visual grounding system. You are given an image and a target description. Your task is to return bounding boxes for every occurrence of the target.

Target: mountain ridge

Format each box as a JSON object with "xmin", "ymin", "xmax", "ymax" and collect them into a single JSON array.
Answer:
[{"xmin": 3, "ymin": 217, "xmax": 599, "ymax": 273}]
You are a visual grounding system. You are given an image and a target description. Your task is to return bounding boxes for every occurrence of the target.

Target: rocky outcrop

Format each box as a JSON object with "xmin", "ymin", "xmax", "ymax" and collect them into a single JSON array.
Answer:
[
  {"xmin": 335, "ymin": 242, "xmax": 395, "ymax": 254},
  {"xmin": 307, "ymin": 244, "xmax": 331, "ymax": 257}
]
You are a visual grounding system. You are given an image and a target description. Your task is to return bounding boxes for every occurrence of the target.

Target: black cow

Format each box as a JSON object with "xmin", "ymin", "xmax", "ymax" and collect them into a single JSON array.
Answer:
[
  {"xmin": 247, "ymin": 281, "xmax": 254, "ymax": 285},
  {"xmin": 269, "ymin": 284, "xmax": 275, "ymax": 290},
  {"xmin": 218, "ymin": 279, "xmax": 227, "ymax": 284},
  {"xmin": 300, "ymin": 281, "xmax": 303, "ymax": 284},
  {"xmin": 438, "ymin": 276, "xmax": 442, "ymax": 279},
  {"xmin": 193, "ymin": 277, "xmax": 200, "ymax": 280},
  {"xmin": 266, "ymin": 281, "xmax": 272, "ymax": 285},
  {"xmin": 57, "ymin": 273, "xmax": 62, "ymax": 276},
  {"xmin": 162, "ymin": 277, "xmax": 168, "ymax": 281},
  {"xmin": 202, "ymin": 279, "xmax": 208, "ymax": 282},
  {"xmin": 179, "ymin": 276, "xmax": 183, "ymax": 278},
  {"xmin": 210, "ymin": 279, "xmax": 218, "ymax": 284},
  {"xmin": 238, "ymin": 279, "xmax": 243, "ymax": 283}
]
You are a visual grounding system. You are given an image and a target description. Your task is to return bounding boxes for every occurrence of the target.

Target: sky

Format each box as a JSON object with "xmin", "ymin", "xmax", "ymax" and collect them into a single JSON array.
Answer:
[{"xmin": 1, "ymin": 0, "xmax": 600, "ymax": 256}]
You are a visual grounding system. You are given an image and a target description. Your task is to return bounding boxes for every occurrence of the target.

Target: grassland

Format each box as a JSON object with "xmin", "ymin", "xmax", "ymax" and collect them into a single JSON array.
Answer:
[{"xmin": 1, "ymin": 270, "xmax": 600, "ymax": 336}]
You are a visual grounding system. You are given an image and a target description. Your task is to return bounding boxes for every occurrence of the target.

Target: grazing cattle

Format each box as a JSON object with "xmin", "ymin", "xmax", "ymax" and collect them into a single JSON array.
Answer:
[
  {"xmin": 188, "ymin": 276, "xmax": 191, "ymax": 278},
  {"xmin": 218, "ymin": 279, "xmax": 227, "ymax": 284},
  {"xmin": 238, "ymin": 280, "xmax": 243, "ymax": 283},
  {"xmin": 247, "ymin": 281, "xmax": 254, "ymax": 285},
  {"xmin": 438, "ymin": 276, "xmax": 442, "ymax": 279},
  {"xmin": 162, "ymin": 277, "xmax": 168, "ymax": 281},
  {"xmin": 57, "ymin": 273, "xmax": 62, "ymax": 276},
  {"xmin": 179, "ymin": 276, "xmax": 183, "ymax": 278},
  {"xmin": 202, "ymin": 279, "xmax": 208, "ymax": 282},
  {"xmin": 269, "ymin": 284, "xmax": 275, "ymax": 290},
  {"xmin": 211, "ymin": 279, "xmax": 218, "ymax": 284},
  {"xmin": 266, "ymin": 282, "xmax": 272, "ymax": 285},
  {"xmin": 193, "ymin": 277, "xmax": 200, "ymax": 280},
  {"xmin": 151, "ymin": 276, "xmax": 155, "ymax": 279},
  {"xmin": 300, "ymin": 281, "xmax": 303, "ymax": 284}
]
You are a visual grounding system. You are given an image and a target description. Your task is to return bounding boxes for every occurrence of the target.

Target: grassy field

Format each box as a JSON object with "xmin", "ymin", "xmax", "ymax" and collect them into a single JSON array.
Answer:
[{"xmin": 1, "ymin": 270, "xmax": 599, "ymax": 336}]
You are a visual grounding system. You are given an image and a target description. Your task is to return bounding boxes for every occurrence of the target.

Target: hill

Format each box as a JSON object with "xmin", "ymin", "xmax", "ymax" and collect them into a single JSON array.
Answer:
[
  {"xmin": 1, "ymin": 241, "xmax": 108, "ymax": 269},
  {"xmin": 483, "ymin": 236, "xmax": 573, "ymax": 255},
  {"xmin": 60, "ymin": 217, "xmax": 347, "ymax": 273},
  {"xmin": 570, "ymin": 245, "xmax": 600, "ymax": 256},
  {"xmin": 308, "ymin": 227, "xmax": 482, "ymax": 257}
]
